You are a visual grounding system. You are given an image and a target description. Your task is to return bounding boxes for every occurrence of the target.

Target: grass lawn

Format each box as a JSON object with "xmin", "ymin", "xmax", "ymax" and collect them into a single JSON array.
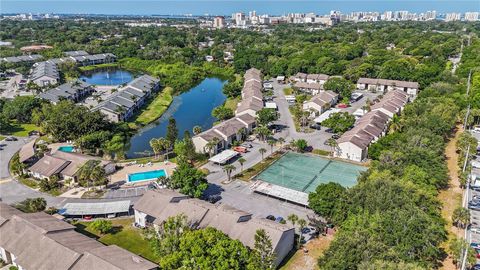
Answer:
[
  {"xmin": 283, "ymin": 87, "xmax": 294, "ymax": 95},
  {"xmin": 224, "ymin": 96, "xmax": 240, "ymax": 111},
  {"xmin": 235, "ymin": 151, "xmax": 284, "ymax": 181},
  {"xmin": 129, "ymin": 87, "xmax": 173, "ymax": 128},
  {"xmin": 0, "ymin": 135, "xmax": 5, "ymax": 141},
  {"xmin": 4, "ymin": 123, "xmax": 40, "ymax": 137},
  {"xmin": 75, "ymin": 218, "xmax": 160, "ymax": 263},
  {"xmin": 78, "ymin": 63, "xmax": 119, "ymax": 72},
  {"xmin": 19, "ymin": 177, "xmax": 39, "ymax": 189},
  {"xmin": 280, "ymin": 234, "xmax": 335, "ymax": 270}
]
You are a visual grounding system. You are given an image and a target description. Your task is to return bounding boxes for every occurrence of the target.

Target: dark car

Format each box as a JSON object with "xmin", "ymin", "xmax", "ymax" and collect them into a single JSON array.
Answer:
[
  {"xmin": 275, "ymin": 216, "xmax": 285, "ymax": 223},
  {"xmin": 310, "ymin": 123, "xmax": 321, "ymax": 130},
  {"xmin": 473, "ymin": 263, "xmax": 480, "ymax": 270},
  {"xmin": 331, "ymin": 134, "xmax": 340, "ymax": 140},
  {"xmin": 266, "ymin": 215, "xmax": 275, "ymax": 221},
  {"xmin": 301, "ymin": 227, "xmax": 311, "ymax": 234}
]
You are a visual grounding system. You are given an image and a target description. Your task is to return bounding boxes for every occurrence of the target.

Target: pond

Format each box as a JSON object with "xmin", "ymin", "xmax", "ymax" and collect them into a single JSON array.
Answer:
[
  {"xmin": 126, "ymin": 77, "xmax": 227, "ymax": 158},
  {"xmin": 80, "ymin": 68, "xmax": 134, "ymax": 85}
]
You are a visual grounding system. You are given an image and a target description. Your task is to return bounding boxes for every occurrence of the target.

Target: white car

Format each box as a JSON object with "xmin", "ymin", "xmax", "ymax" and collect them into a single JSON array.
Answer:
[{"xmin": 473, "ymin": 127, "xmax": 480, "ymax": 133}]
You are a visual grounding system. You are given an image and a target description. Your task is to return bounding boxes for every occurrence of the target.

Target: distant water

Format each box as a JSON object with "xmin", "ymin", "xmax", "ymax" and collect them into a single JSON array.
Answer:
[
  {"xmin": 80, "ymin": 69, "xmax": 133, "ymax": 86},
  {"xmin": 3, "ymin": 1, "xmax": 478, "ymax": 15},
  {"xmin": 126, "ymin": 77, "xmax": 227, "ymax": 158}
]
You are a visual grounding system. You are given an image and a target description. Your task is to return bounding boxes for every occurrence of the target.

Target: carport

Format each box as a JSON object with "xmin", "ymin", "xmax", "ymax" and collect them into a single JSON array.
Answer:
[
  {"xmin": 209, "ymin": 150, "xmax": 238, "ymax": 165},
  {"xmin": 58, "ymin": 200, "xmax": 131, "ymax": 218}
]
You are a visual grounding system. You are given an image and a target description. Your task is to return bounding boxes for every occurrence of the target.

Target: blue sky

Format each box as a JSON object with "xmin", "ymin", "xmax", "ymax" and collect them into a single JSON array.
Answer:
[{"xmin": 2, "ymin": 0, "xmax": 479, "ymax": 15}]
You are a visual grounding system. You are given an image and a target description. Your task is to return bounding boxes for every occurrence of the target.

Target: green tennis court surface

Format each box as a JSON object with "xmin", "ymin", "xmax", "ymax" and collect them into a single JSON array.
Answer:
[{"xmin": 255, "ymin": 152, "xmax": 366, "ymax": 193}]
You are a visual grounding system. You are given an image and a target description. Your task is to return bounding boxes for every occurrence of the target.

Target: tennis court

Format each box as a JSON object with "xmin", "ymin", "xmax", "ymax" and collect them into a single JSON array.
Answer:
[{"xmin": 255, "ymin": 152, "xmax": 366, "ymax": 193}]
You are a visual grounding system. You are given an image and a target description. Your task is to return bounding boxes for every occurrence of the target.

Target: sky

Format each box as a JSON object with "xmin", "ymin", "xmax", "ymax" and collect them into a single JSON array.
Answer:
[{"xmin": 1, "ymin": 0, "xmax": 479, "ymax": 15}]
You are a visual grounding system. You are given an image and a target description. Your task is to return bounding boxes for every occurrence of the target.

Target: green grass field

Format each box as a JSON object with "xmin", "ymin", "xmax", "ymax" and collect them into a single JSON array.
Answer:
[
  {"xmin": 78, "ymin": 63, "xmax": 119, "ymax": 72},
  {"xmin": 129, "ymin": 87, "xmax": 173, "ymax": 128},
  {"xmin": 3, "ymin": 123, "xmax": 40, "ymax": 137},
  {"xmin": 224, "ymin": 96, "xmax": 240, "ymax": 111},
  {"xmin": 75, "ymin": 218, "xmax": 160, "ymax": 263}
]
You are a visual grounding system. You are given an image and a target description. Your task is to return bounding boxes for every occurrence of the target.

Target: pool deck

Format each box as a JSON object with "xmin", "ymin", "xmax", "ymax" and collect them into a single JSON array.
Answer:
[
  {"xmin": 109, "ymin": 161, "xmax": 177, "ymax": 187},
  {"xmin": 49, "ymin": 142, "xmax": 75, "ymax": 153}
]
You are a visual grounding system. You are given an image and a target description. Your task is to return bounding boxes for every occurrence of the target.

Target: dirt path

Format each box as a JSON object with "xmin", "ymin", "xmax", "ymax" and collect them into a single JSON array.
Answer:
[
  {"xmin": 439, "ymin": 125, "xmax": 465, "ymax": 270},
  {"xmin": 281, "ymin": 232, "xmax": 335, "ymax": 270}
]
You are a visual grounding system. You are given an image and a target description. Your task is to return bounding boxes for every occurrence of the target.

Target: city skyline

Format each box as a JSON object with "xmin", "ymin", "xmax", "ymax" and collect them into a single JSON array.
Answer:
[{"xmin": 2, "ymin": 0, "xmax": 479, "ymax": 16}]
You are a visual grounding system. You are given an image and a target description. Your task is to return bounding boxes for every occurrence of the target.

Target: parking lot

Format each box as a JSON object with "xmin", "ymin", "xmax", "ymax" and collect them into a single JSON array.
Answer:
[{"xmin": 0, "ymin": 136, "xmax": 34, "ymax": 179}]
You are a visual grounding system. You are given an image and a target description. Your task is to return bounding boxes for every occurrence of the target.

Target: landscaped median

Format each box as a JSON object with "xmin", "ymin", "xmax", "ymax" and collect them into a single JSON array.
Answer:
[{"xmin": 235, "ymin": 150, "xmax": 284, "ymax": 181}]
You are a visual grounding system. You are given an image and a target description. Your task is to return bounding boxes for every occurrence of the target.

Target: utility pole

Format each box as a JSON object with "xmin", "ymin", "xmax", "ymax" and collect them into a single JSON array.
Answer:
[{"xmin": 463, "ymin": 71, "xmax": 472, "ymax": 129}]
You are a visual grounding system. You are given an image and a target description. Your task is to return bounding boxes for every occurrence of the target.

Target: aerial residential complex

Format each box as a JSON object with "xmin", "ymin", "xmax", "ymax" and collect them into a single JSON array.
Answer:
[
  {"xmin": 356, "ymin": 77, "xmax": 420, "ymax": 99},
  {"xmin": 30, "ymin": 61, "xmax": 59, "ymax": 87},
  {"xmin": 193, "ymin": 68, "xmax": 263, "ymax": 154},
  {"xmin": 335, "ymin": 90, "xmax": 409, "ymax": 162},
  {"xmin": 134, "ymin": 189, "xmax": 295, "ymax": 267},
  {"xmin": 94, "ymin": 75, "xmax": 161, "ymax": 122},
  {"xmin": 38, "ymin": 80, "xmax": 94, "ymax": 104},
  {"xmin": 0, "ymin": 203, "xmax": 157, "ymax": 270}
]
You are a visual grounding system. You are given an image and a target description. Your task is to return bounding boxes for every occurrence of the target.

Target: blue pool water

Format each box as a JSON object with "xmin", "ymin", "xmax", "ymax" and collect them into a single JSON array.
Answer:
[
  {"xmin": 58, "ymin": 146, "xmax": 75, "ymax": 152},
  {"xmin": 128, "ymin": 169, "xmax": 167, "ymax": 182},
  {"xmin": 80, "ymin": 69, "xmax": 133, "ymax": 86}
]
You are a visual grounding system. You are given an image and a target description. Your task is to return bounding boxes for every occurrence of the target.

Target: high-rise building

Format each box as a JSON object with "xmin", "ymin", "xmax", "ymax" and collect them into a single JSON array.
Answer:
[
  {"xmin": 424, "ymin": 10, "xmax": 437, "ymax": 21},
  {"xmin": 234, "ymin": 12, "xmax": 246, "ymax": 26},
  {"xmin": 213, "ymin": 16, "xmax": 225, "ymax": 28},
  {"xmin": 383, "ymin": 11, "xmax": 393, "ymax": 21},
  {"xmin": 445, "ymin": 13, "xmax": 461, "ymax": 22},
  {"xmin": 465, "ymin": 12, "xmax": 479, "ymax": 21}
]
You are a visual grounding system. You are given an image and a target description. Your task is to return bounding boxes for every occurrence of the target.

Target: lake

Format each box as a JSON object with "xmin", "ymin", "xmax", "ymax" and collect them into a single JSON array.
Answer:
[
  {"xmin": 126, "ymin": 77, "xmax": 227, "ymax": 158},
  {"xmin": 80, "ymin": 68, "xmax": 134, "ymax": 85}
]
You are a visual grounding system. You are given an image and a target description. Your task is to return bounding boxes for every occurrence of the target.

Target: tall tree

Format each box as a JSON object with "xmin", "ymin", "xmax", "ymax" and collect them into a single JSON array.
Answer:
[
  {"xmin": 250, "ymin": 229, "xmax": 276, "ymax": 270},
  {"xmin": 259, "ymin": 148, "xmax": 267, "ymax": 160},
  {"xmin": 166, "ymin": 117, "xmax": 178, "ymax": 147},
  {"xmin": 223, "ymin": 164, "xmax": 236, "ymax": 182},
  {"xmin": 169, "ymin": 161, "xmax": 208, "ymax": 198}
]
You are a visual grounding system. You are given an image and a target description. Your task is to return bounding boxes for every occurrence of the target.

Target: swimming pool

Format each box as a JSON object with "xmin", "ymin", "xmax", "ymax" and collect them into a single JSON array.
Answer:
[
  {"xmin": 127, "ymin": 169, "xmax": 167, "ymax": 183},
  {"xmin": 58, "ymin": 146, "xmax": 75, "ymax": 153}
]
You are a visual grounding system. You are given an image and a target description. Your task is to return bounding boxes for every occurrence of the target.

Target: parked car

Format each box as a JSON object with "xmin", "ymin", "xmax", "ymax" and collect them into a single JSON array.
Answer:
[
  {"xmin": 473, "ymin": 263, "xmax": 480, "ymax": 270},
  {"xmin": 331, "ymin": 134, "xmax": 340, "ymax": 140},
  {"xmin": 471, "ymin": 227, "xmax": 480, "ymax": 235},
  {"xmin": 266, "ymin": 215, "xmax": 275, "ymax": 221},
  {"xmin": 301, "ymin": 227, "xmax": 311, "ymax": 234},
  {"xmin": 336, "ymin": 103, "xmax": 348, "ymax": 109},
  {"xmin": 241, "ymin": 143, "xmax": 253, "ymax": 148},
  {"xmin": 233, "ymin": 146, "xmax": 248, "ymax": 153},
  {"xmin": 473, "ymin": 126, "xmax": 480, "ymax": 133},
  {"xmin": 471, "ymin": 243, "xmax": 480, "ymax": 249},
  {"xmin": 83, "ymin": 216, "xmax": 93, "ymax": 220},
  {"xmin": 310, "ymin": 123, "xmax": 321, "ymax": 130},
  {"xmin": 5, "ymin": 136, "xmax": 17, "ymax": 141},
  {"xmin": 275, "ymin": 216, "xmax": 285, "ymax": 223},
  {"xmin": 350, "ymin": 92, "xmax": 364, "ymax": 102}
]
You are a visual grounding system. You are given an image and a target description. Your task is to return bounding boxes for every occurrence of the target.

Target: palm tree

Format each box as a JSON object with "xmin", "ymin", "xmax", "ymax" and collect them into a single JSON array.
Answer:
[
  {"xmin": 255, "ymin": 126, "xmax": 271, "ymax": 141},
  {"xmin": 149, "ymin": 138, "xmax": 160, "ymax": 159},
  {"xmin": 278, "ymin": 137, "xmax": 285, "ymax": 149},
  {"xmin": 259, "ymin": 148, "xmax": 267, "ymax": 160},
  {"xmin": 326, "ymin": 137, "xmax": 338, "ymax": 157},
  {"xmin": 238, "ymin": 157, "xmax": 246, "ymax": 173},
  {"xmin": 389, "ymin": 114, "xmax": 403, "ymax": 133},
  {"xmin": 157, "ymin": 137, "xmax": 170, "ymax": 160},
  {"xmin": 223, "ymin": 164, "xmax": 236, "ymax": 182},
  {"xmin": 193, "ymin": 125, "xmax": 202, "ymax": 135},
  {"xmin": 267, "ymin": 139, "xmax": 276, "ymax": 154},
  {"xmin": 205, "ymin": 138, "xmax": 220, "ymax": 157},
  {"xmin": 287, "ymin": 214, "xmax": 299, "ymax": 229},
  {"xmin": 298, "ymin": 218, "xmax": 307, "ymax": 247}
]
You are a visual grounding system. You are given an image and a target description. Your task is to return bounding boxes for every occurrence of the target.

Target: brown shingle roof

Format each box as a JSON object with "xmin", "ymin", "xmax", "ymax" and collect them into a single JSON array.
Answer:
[
  {"xmin": 28, "ymin": 154, "xmax": 70, "ymax": 177},
  {"xmin": 19, "ymin": 139, "xmax": 36, "ymax": 163},
  {"xmin": 72, "ymin": 245, "xmax": 157, "ymax": 270},
  {"xmin": 134, "ymin": 190, "xmax": 294, "ymax": 258}
]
